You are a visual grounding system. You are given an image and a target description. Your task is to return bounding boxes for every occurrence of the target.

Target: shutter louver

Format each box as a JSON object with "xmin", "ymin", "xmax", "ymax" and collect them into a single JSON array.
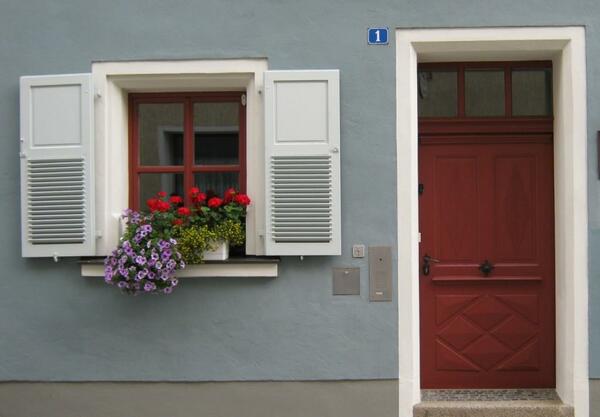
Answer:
[
  {"xmin": 20, "ymin": 74, "xmax": 95, "ymax": 257},
  {"xmin": 264, "ymin": 70, "xmax": 341, "ymax": 255}
]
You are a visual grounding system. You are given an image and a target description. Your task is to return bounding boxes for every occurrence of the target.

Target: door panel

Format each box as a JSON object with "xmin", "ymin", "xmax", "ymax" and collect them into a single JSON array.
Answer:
[{"xmin": 419, "ymin": 136, "xmax": 555, "ymax": 388}]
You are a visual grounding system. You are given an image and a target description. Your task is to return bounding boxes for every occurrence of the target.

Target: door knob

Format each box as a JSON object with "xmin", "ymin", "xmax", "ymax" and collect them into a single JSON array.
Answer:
[
  {"xmin": 422, "ymin": 254, "xmax": 440, "ymax": 276},
  {"xmin": 479, "ymin": 260, "xmax": 495, "ymax": 276}
]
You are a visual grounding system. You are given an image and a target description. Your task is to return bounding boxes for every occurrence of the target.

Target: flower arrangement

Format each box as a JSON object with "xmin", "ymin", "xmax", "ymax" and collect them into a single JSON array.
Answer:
[{"xmin": 104, "ymin": 187, "xmax": 251, "ymax": 295}]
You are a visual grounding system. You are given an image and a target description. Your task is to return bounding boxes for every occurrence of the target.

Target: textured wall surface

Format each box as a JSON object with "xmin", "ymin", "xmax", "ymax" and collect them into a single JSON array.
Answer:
[
  {"xmin": 591, "ymin": 380, "xmax": 600, "ymax": 417},
  {"xmin": 0, "ymin": 381, "xmax": 398, "ymax": 417},
  {"xmin": 0, "ymin": 0, "xmax": 599, "ymax": 381}
]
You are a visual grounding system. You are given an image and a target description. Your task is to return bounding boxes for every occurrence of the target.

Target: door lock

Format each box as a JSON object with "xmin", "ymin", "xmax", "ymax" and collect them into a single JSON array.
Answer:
[{"xmin": 422, "ymin": 254, "xmax": 440, "ymax": 276}]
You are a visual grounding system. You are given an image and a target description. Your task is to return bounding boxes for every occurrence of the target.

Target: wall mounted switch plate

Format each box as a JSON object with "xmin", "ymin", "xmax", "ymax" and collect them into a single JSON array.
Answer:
[{"xmin": 352, "ymin": 244, "xmax": 366, "ymax": 258}]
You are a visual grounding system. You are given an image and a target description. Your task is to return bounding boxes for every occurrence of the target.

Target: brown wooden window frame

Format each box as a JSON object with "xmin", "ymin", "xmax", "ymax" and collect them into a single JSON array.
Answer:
[
  {"xmin": 128, "ymin": 91, "xmax": 246, "ymax": 210},
  {"xmin": 418, "ymin": 61, "xmax": 553, "ymax": 135}
]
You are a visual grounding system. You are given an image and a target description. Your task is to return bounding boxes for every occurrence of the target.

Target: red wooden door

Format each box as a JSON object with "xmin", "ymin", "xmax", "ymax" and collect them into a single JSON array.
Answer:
[{"xmin": 419, "ymin": 134, "xmax": 555, "ymax": 388}]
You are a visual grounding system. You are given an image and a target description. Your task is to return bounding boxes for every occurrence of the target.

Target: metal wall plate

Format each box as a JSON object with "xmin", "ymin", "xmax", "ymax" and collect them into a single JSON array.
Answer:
[
  {"xmin": 333, "ymin": 267, "xmax": 360, "ymax": 295},
  {"xmin": 369, "ymin": 246, "xmax": 392, "ymax": 301}
]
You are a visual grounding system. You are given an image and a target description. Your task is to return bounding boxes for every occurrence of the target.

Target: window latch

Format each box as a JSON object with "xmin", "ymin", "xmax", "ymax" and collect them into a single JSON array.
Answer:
[{"xmin": 241, "ymin": 94, "xmax": 246, "ymax": 106}]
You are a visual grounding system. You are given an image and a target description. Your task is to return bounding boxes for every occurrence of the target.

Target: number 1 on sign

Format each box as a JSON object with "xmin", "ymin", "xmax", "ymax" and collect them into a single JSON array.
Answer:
[{"xmin": 367, "ymin": 27, "xmax": 388, "ymax": 45}]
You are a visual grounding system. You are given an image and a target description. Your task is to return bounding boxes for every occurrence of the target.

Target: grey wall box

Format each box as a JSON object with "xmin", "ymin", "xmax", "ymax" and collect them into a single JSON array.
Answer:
[
  {"xmin": 333, "ymin": 268, "xmax": 360, "ymax": 295},
  {"xmin": 369, "ymin": 247, "xmax": 392, "ymax": 302}
]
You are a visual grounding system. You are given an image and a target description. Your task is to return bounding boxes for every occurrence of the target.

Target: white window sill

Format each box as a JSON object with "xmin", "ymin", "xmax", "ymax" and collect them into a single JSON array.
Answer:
[{"xmin": 80, "ymin": 257, "xmax": 279, "ymax": 278}]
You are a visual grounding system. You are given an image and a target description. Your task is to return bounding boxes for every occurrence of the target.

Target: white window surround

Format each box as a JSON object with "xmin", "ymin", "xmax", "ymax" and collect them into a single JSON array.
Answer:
[
  {"xmin": 396, "ymin": 27, "xmax": 588, "ymax": 417},
  {"xmin": 91, "ymin": 59, "xmax": 268, "ymax": 257}
]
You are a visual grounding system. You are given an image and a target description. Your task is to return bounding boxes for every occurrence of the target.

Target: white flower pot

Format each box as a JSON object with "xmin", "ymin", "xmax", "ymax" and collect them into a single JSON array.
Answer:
[{"xmin": 203, "ymin": 240, "xmax": 229, "ymax": 261}]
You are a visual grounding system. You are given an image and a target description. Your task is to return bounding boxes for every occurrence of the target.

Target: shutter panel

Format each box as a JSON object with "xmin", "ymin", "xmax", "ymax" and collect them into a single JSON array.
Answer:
[
  {"xmin": 20, "ymin": 74, "xmax": 95, "ymax": 257},
  {"xmin": 264, "ymin": 70, "xmax": 341, "ymax": 256}
]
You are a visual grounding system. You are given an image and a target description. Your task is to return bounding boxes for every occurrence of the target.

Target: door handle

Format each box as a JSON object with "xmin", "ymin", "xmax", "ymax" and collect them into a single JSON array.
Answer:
[
  {"xmin": 479, "ymin": 259, "xmax": 495, "ymax": 276},
  {"xmin": 422, "ymin": 254, "xmax": 440, "ymax": 276}
]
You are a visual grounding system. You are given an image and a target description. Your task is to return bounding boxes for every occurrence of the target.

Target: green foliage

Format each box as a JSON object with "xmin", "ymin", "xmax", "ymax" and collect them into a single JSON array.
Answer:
[
  {"xmin": 174, "ymin": 226, "xmax": 218, "ymax": 264},
  {"xmin": 214, "ymin": 220, "xmax": 245, "ymax": 247},
  {"xmin": 174, "ymin": 220, "xmax": 245, "ymax": 264}
]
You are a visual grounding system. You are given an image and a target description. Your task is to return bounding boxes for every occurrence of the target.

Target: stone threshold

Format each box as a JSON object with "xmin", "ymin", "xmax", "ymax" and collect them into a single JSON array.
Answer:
[
  {"xmin": 416, "ymin": 391, "xmax": 572, "ymax": 417},
  {"xmin": 414, "ymin": 400, "xmax": 573, "ymax": 417}
]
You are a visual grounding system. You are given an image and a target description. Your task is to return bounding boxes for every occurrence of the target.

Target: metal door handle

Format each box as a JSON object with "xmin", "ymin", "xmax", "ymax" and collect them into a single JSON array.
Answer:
[{"xmin": 422, "ymin": 254, "xmax": 440, "ymax": 276}]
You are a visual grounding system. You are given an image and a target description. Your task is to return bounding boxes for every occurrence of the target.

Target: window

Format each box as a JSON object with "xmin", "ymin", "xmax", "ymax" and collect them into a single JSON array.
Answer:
[
  {"xmin": 418, "ymin": 61, "xmax": 553, "ymax": 119},
  {"xmin": 129, "ymin": 92, "xmax": 246, "ymax": 210},
  {"xmin": 20, "ymin": 60, "xmax": 341, "ymax": 258}
]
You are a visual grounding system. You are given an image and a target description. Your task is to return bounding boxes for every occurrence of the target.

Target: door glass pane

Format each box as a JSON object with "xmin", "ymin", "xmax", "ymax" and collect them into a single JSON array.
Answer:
[
  {"xmin": 138, "ymin": 103, "xmax": 184, "ymax": 166},
  {"xmin": 465, "ymin": 69, "xmax": 505, "ymax": 117},
  {"xmin": 194, "ymin": 102, "xmax": 239, "ymax": 165},
  {"xmin": 512, "ymin": 69, "xmax": 553, "ymax": 116},
  {"xmin": 139, "ymin": 173, "xmax": 184, "ymax": 210},
  {"xmin": 418, "ymin": 70, "xmax": 457, "ymax": 117},
  {"xmin": 194, "ymin": 172, "xmax": 239, "ymax": 198}
]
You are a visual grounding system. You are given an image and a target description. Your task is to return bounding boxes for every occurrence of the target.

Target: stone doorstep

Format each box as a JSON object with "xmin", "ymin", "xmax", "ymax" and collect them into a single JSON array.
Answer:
[{"xmin": 413, "ymin": 400, "xmax": 574, "ymax": 417}]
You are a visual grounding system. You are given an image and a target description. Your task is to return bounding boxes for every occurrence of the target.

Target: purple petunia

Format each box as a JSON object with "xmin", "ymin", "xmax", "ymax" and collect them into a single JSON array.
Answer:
[{"xmin": 104, "ymin": 209, "xmax": 185, "ymax": 295}]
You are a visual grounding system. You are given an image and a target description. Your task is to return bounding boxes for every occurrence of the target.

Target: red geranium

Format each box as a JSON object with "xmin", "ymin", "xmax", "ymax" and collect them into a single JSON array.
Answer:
[
  {"xmin": 207, "ymin": 197, "xmax": 223, "ymax": 208},
  {"xmin": 169, "ymin": 195, "xmax": 183, "ymax": 205},
  {"xmin": 234, "ymin": 194, "xmax": 251, "ymax": 206},
  {"xmin": 172, "ymin": 218, "xmax": 184, "ymax": 226},
  {"xmin": 223, "ymin": 188, "xmax": 236, "ymax": 203},
  {"xmin": 146, "ymin": 198, "xmax": 170, "ymax": 213},
  {"xmin": 192, "ymin": 192, "xmax": 206, "ymax": 204},
  {"xmin": 157, "ymin": 191, "xmax": 167, "ymax": 198},
  {"xmin": 156, "ymin": 200, "xmax": 170, "ymax": 212},
  {"xmin": 189, "ymin": 187, "xmax": 207, "ymax": 204},
  {"xmin": 177, "ymin": 207, "xmax": 191, "ymax": 216}
]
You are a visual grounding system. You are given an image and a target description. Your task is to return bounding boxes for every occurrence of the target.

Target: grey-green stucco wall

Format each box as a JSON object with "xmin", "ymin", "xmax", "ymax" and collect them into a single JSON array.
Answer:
[{"xmin": 1, "ymin": 0, "xmax": 600, "ymax": 387}]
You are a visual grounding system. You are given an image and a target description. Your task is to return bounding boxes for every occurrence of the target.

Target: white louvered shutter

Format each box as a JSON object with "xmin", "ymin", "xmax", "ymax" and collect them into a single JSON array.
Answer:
[
  {"xmin": 20, "ymin": 74, "xmax": 95, "ymax": 257},
  {"xmin": 264, "ymin": 70, "xmax": 341, "ymax": 256}
]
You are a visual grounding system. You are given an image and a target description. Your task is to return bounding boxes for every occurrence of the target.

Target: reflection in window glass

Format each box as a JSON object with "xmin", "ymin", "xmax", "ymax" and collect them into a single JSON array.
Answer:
[
  {"xmin": 512, "ymin": 69, "xmax": 553, "ymax": 116},
  {"xmin": 465, "ymin": 70, "xmax": 505, "ymax": 117},
  {"xmin": 195, "ymin": 132, "xmax": 239, "ymax": 165},
  {"xmin": 139, "ymin": 173, "xmax": 184, "ymax": 209},
  {"xmin": 194, "ymin": 172, "xmax": 239, "ymax": 198},
  {"xmin": 194, "ymin": 102, "xmax": 239, "ymax": 165},
  {"xmin": 139, "ymin": 103, "xmax": 184, "ymax": 166},
  {"xmin": 418, "ymin": 70, "xmax": 457, "ymax": 117}
]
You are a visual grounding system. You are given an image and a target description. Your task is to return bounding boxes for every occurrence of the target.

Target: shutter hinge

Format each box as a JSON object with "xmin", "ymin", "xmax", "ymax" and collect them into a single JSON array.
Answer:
[
  {"xmin": 19, "ymin": 138, "xmax": 25, "ymax": 158},
  {"xmin": 241, "ymin": 94, "xmax": 246, "ymax": 106},
  {"xmin": 418, "ymin": 183, "xmax": 424, "ymax": 195}
]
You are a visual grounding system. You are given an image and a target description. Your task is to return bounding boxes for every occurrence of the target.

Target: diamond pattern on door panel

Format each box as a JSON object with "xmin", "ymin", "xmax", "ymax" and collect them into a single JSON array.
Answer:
[
  {"xmin": 463, "ymin": 296, "xmax": 511, "ymax": 330},
  {"xmin": 433, "ymin": 293, "xmax": 542, "ymax": 374},
  {"xmin": 436, "ymin": 294, "xmax": 479, "ymax": 325},
  {"xmin": 462, "ymin": 335, "xmax": 513, "ymax": 370},
  {"xmin": 436, "ymin": 341, "xmax": 479, "ymax": 371},
  {"xmin": 498, "ymin": 340, "xmax": 540, "ymax": 371},
  {"xmin": 496, "ymin": 294, "xmax": 539, "ymax": 323},
  {"xmin": 491, "ymin": 316, "xmax": 537, "ymax": 350},
  {"xmin": 438, "ymin": 316, "xmax": 482, "ymax": 351}
]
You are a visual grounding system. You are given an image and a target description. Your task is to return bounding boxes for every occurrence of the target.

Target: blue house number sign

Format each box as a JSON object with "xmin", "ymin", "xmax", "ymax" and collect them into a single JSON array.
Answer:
[{"xmin": 368, "ymin": 27, "xmax": 389, "ymax": 45}]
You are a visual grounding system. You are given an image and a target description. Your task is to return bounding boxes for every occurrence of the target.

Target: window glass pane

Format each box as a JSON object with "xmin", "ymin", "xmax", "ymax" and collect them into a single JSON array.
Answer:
[
  {"xmin": 194, "ymin": 172, "xmax": 239, "ymax": 199},
  {"xmin": 512, "ymin": 69, "xmax": 553, "ymax": 116},
  {"xmin": 465, "ymin": 69, "xmax": 505, "ymax": 117},
  {"xmin": 139, "ymin": 173, "xmax": 184, "ymax": 209},
  {"xmin": 139, "ymin": 103, "xmax": 184, "ymax": 166},
  {"xmin": 194, "ymin": 102, "xmax": 239, "ymax": 165},
  {"xmin": 418, "ymin": 70, "xmax": 457, "ymax": 117}
]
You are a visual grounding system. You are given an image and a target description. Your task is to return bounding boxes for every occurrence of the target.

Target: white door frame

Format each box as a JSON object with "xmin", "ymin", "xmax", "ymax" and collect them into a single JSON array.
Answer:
[{"xmin": 395, "ymin": 27, "xmax": 589, "ymax": 417}]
